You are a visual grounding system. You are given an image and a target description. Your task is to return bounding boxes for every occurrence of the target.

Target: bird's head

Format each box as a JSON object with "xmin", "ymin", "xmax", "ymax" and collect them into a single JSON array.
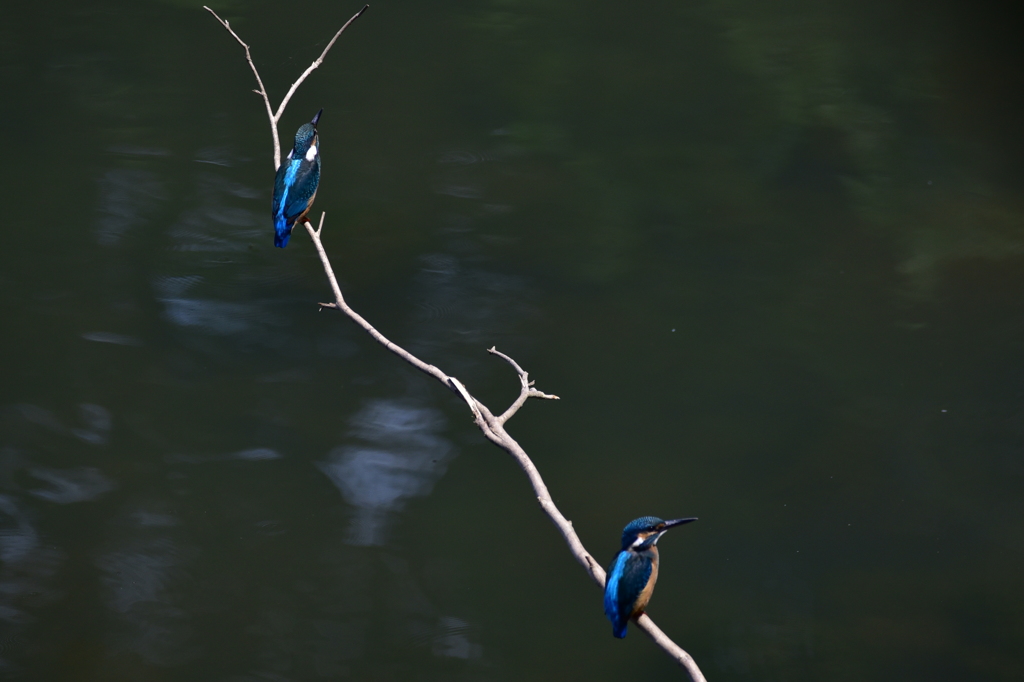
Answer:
[
  {"xmin": 620, "ymin": 516, "xmax": 697, "ymax": 551},
  {"xmin": 292, "ymin": 108, "xmax": 323, "ymax": 158}
]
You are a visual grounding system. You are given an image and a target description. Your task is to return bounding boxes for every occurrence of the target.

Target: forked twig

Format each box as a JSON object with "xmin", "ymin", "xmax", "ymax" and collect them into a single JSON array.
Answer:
[
  {"xmin": 203, "ymin": 4, "xmax": 368, "ymax": 169},
  {"xmin": 487, "ymin": 346, "xmax": 559, "ymax": 424}
]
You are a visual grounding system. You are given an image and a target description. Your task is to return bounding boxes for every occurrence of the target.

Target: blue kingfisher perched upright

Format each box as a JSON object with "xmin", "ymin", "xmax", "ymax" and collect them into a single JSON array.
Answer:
[
  {"xmin": 272, "ymin": 109, "xmax": 322, "ymax": 247},
  {"xmin": 603, "ymin": 516, "xmax": 697, "ymax": 638}
]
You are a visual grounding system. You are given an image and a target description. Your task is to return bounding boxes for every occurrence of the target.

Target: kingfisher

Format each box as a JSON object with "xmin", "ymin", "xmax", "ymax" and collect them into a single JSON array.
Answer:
[
  {"xmin": 603, "ymin": 516, "xmax": 697, "ymax": 638},
  {"xmin": 272, "ymin": 109, "xmax": 322, "ymax": 247}
]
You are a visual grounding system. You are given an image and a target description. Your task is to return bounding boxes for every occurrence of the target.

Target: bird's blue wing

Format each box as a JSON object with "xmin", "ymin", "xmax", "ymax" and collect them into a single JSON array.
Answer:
[
  {"xmin": 272, "ymin": 162, "xmax": 286, "ymax": 208},
  {"xmin": 271, "ymin": 154, "xmax": 320, "ymax": 247},
  {"xmin": 273, "ymin": 158, "xmax": 320, "ymax": 220},
  {"xmin": 604, "ymin": 551, "xmax": 652, "ymax": 638},
  {"xmin": 604, "ymin": 552, "xmax": 630, "ymax": 635},
  {"xmin": 283, "ymin": 157, "xmax": 320, "ymax": 220}
]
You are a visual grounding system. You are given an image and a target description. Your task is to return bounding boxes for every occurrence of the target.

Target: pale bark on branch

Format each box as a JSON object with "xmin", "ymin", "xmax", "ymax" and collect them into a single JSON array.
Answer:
[{"xmin": 207, "ymin": 10, "xmax": 706, "ymax": 681}]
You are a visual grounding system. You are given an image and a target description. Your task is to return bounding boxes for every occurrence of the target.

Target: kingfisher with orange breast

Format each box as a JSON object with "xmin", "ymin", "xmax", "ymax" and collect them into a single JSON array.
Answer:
[{"xmin": 603, "ymin": 516, "xmax": 697, "ymax": 638}]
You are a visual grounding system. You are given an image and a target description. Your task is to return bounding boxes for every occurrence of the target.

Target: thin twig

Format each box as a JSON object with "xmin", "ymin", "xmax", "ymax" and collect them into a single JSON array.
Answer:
[
  {"xmin": 488, "ymin": 346, "xmax": 528, "ymax": 376},
  {"xmin": 303, "ymin": 219, "xmax": 449, "ymax": 385},
  {"xmin": 637, "ymin": 615, "xmax": 707, "ymax": 674},
  {"xmin": 274, "ymin": 5, "xmax": 369, "ymax": 125},
  {"xmin": 487, "ymin": 346, "xmax": 559, "ymax": 423},
  {"xmin": 203, "ymin": 6, "xmax": 280, "ymax": 168}
]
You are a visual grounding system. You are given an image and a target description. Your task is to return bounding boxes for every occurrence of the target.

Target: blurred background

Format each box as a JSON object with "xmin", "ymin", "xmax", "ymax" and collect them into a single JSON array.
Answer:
[{"xmin": 1, "ymin": 0, "xmax": 1022, "ymax": 679}]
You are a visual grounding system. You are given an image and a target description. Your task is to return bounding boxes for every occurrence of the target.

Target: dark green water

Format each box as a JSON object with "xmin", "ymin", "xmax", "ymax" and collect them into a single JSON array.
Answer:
[{"xmin": 1, "ymin": 0, "xmax": 1022, "ymax": 679}]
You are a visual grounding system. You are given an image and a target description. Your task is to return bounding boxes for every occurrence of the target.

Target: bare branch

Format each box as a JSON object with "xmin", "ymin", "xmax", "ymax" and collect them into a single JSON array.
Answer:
[
  {"xmin": 207, "ymin": 12, "xmax": 706, "ymax": 678},
  {"xmin": 488, "ymin": 345, "xmax": 528, "ymax": 376},
  {"xmin": 302, "ymin": 219, "xmax": 450, "ymax": 386},
  {"xmin": 302, "ymin": 220, "xmax": 706, "ymax": 681},
  {"xmin": 448, "ymin": 377, "xmax": 482, "ymax": 421},
  {"xmin": 486, "ymin": 346, "xmax": 559, "ymax": 423},
  {"xmin": 636, "ymin": 616, "xmax": 708, "ymax": 681},
  {"xmin": 273, "ymin": 5, "xmax": 369, "ymax": 124},
  {"xmin": 497, "ymin": 387, "xmax": 531, "ymax": 424},
  {"xmin": 203, "ymin": 6, "xmax": 280, "ymax": 168}
]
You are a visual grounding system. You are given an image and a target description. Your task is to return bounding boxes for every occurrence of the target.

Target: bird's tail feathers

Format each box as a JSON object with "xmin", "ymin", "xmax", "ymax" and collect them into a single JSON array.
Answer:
[{"xmin": 274, "ymin": 217, "xmax": 292, "ymax": 248}]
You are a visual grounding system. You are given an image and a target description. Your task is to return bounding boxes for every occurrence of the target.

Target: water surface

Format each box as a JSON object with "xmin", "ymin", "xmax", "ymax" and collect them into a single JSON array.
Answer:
[{"xmin": 1, "ymin": 0, "xmax": 1022, "ymax": 679}]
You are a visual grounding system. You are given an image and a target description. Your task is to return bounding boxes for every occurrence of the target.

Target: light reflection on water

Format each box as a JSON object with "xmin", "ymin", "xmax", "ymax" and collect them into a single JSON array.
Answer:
[
  {"xmin": 0, "ymin": 60, "xmax": 526, "ymax": 674},
  {"xmin": 318, "ymin": 399, "xmax": 455, "ymax": 546},
  {"xmin": 0, "ymin": 493, "xmax": 64, "ymax": 635},
  {"xmin": 29, "ymin": 466, "xmax": 115, "ymax": 504},
  {"xmin": 95, "ymin": 535, "xmax": 196, "ymax": 667},
  {"xmin": 96, "ymin": 169, "xmax": 166, "ymax": 247}
]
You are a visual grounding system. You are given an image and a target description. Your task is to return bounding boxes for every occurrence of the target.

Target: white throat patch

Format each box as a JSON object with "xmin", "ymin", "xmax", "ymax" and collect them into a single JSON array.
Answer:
[
  {"xmin": 305, "ymin": 143, "xmax": 318, "ymax": 163},
  {"xmin": 632, "ymin": 531, "xmax": 665, "ymax": 548}
]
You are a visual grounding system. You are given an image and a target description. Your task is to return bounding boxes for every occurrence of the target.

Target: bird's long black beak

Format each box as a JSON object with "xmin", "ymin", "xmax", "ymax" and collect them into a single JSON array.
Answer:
[
  {"xmin": 311, "ymin": 108, "xmax": 323, "ymax": 127},
  {"xmin": 663, "ymin": 517, "xmax": 698, "ymax": 529}
]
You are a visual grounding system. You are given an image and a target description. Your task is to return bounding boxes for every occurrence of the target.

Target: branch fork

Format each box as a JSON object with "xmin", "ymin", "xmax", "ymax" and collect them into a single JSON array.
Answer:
[
  {"xmin": 204, "ymin": 5, "xmax": 368, "ymax": 169},
  {"xmin": 487, "ymin": 346, "xmax": 559, "ymax": 424}
]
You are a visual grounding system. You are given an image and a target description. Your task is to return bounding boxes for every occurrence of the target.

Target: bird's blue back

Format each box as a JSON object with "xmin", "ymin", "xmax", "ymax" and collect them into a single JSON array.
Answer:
[
  {"xmin": 271, "ymin": 116, "xmax": 321, "ymax": 248},
  {"xmin": 604, "ymin": 548, "xmax": 654, "ymax": 638}
]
